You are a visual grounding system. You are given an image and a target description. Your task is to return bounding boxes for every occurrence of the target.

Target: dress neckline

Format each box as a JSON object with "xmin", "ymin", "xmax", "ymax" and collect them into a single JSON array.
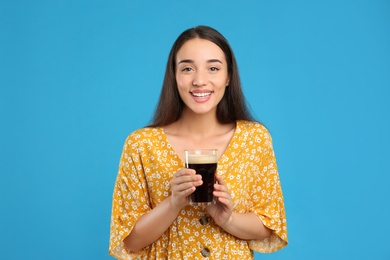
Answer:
[{"xmin": 158, "ymin": 121, "xmax": 241, "ymax": 167}]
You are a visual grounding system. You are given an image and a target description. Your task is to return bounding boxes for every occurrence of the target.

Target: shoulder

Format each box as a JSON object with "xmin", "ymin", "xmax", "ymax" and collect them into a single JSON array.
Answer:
[
  {"xmin": 128, "ymin": 127, "xmax": 160, "ymax": 139},
  {"xmin": 236, "ymin": 120, "xmax": 274, "ymax": 151},
  {"xmin": 237, "ymin": 120, "xmax": 271, "ymax": 137},
  {"xmin": 123, "ymin": 127, "xmax": 162, "ymax": 149}
]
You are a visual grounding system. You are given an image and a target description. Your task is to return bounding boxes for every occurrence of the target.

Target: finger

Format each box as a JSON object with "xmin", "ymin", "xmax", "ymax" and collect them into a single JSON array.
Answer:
[
  {"xmin": 216, "ymin": 196, "xmax": 232, "ymax": 206},
  {"xmin": 214, "ymin": 183, "xmax": 230, "ymax": 194},
  {"xmin": 177, "ymin": 180, "xmax": 203, "ymax": 192},
  {"xmin": 174, "ymin": 168, "xmax": 196, "ymax": 178},
  {"xmin": 213, "ymin": 192, "xmax": 233, "ymax": 209},
  {"xmin": 213, "ymin": 190, "xmax": 231, "ymax": 200},
  {"xmin": 213, "ymin": 181, "xmax": 232, "ymax": 201},
  {"xmin": 176, "ymin": 185, "xmax": 196, "ymax": 196},
  {"xmin": 215, "ymin": 174, "xmax": 226, "ymax": 185},
  {"xmin": 172, "ymin": 170, "xmax": 198, "ymax": 186},
  {"xmin": 171, "ymin": 177, "xmax": 202, "ymax": 193},
  {"xmin": 173, "ymin": 174, "xmax": 202, "ymax": 185}
]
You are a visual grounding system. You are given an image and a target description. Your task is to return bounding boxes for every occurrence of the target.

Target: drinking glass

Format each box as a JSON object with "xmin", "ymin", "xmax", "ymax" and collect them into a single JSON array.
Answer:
[{"xmin": 185, "ymin": 149, "xmax": 218, "ymax": 205}]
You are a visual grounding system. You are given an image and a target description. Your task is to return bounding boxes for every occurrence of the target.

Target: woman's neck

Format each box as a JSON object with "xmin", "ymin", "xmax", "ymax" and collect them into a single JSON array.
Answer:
[
  {"xmin": 176, "ymin": 112, "xmax": 220, "ymax": 137},
  {"xmin": 164, "ymin": 108, "xmax": 227, "ymax": 138}
]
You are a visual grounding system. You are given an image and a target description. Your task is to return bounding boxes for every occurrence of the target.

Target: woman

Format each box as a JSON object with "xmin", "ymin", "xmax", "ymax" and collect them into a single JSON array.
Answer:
[{"xmin": 109, "ymin": 25, "xmax": 288, "ymax": 259}]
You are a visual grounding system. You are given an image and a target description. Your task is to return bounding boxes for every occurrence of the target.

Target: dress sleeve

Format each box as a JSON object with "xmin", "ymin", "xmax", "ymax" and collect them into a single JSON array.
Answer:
[
  {"xmin": 249, "ymin": 126, "xmax": 288, "ymax": 253},
  {"xmin": 108, "ymin": 134, "xmax": 151, "ymax": 260}
]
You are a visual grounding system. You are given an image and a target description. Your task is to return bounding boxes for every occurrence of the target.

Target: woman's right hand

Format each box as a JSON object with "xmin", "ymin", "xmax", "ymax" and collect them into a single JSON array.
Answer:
[{"xmin": 170, "ymin": 168, "xmax": 202, "ymax": 210}]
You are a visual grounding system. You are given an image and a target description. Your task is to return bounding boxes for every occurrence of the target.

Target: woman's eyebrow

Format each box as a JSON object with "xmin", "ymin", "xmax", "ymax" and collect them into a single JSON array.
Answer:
[
  {"xmin": 177, "ymin": 59, "xmax": 223, "ymax": 64},
  {"xmin": 207, "ymin": 59, "xmax": 223, "ymax": 64},
  {"xmin": 177, "ymin": 59, "xmax": 194, "ymax": 64}
]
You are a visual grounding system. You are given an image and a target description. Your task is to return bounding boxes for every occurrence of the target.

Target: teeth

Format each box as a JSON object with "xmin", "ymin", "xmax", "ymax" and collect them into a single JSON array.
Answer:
[{"xmin": 192, "ymin": 92, "xmax": 211, "ymax": 97}]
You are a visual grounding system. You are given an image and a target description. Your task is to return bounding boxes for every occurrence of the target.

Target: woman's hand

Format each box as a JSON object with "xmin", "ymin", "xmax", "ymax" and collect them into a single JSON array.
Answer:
[
  {"xmin": 207, "ymin": 174, "xmax": 233, "ymax": 227},
  {"xmin": 170, "ymin": 168, "xmax": 202, "ymax": 210}
]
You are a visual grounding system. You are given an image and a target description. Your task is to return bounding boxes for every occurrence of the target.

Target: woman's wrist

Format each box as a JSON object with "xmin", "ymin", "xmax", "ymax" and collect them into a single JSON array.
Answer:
[
  {"xmin": 217, "ymin": 212, "xmax": 270, "ymax": 240},
  {"xmin": 218, "ymin": 212, "xmax": 234, "ymax": 230},
  {"xmin": 168, "ymin": 195, "xmax": 186, "ymax": 214}
]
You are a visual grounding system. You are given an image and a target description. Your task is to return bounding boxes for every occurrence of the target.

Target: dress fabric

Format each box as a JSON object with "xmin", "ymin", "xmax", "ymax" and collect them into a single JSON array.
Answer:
[{"xmin": 109, "ymin": 120, "xmax": 288, "ymax": 259}]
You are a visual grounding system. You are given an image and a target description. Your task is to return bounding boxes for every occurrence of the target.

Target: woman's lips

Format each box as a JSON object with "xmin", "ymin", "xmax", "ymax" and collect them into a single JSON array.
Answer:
[
  {"xmin": 191, "ymin": 92, "xmax": 212, "ymax": 97},
  {"xmin": 190, "ymin": 91, "xmax": 213, "ymax": 102}
]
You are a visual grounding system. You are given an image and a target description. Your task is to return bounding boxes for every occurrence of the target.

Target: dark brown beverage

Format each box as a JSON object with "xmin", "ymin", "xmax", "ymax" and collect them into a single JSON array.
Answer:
[
  {"xmin": 188, "ymin": 162, "xmax": 217, "ymax": 203},
  {"xmin": 185, "ymin": 149, "xmax": 218, "ymax": 205}
]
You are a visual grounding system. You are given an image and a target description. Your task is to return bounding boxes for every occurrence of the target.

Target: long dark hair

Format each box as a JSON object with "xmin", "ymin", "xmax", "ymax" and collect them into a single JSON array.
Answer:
[{"xmin": 149, "ymin": 25, "xmax": 254, "ymax": 127}]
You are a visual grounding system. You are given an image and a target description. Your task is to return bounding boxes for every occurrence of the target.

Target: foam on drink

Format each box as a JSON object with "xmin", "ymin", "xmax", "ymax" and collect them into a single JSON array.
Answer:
[{"xmin": 186, "ymin": 154, "xmax": 217, "ymax": 164}]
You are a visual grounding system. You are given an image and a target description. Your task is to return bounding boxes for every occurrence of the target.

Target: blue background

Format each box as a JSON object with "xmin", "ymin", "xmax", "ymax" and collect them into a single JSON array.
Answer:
[{"xmin": 1, "ymin": 0, "xmax": 389, "ymax": 259}]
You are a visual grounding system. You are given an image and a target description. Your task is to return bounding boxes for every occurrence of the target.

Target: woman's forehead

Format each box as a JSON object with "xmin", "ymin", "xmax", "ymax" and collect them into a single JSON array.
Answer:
[{"xmin": 176, "ymin": 38, "xmax": 225, "ymax": 63}]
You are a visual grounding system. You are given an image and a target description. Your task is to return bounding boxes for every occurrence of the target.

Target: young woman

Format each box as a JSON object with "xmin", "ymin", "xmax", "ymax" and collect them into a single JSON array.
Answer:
[{"xmin": 109, "ymin": 26, "xmax": 288, "ymax": 259}]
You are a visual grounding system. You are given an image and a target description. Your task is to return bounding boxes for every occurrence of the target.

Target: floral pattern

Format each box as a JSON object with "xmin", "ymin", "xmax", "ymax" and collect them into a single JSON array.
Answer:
[{"xmin": 109, "ymin": 120, "xmax": 288, "ymax": 259}]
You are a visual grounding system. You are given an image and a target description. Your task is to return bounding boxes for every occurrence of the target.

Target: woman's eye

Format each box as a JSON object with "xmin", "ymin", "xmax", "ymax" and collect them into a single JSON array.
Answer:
[
  {"xmin": 181, "ymin": 67, "xmax": 193, "ymax": 72},
  {"xmin": 210, "ymin": 67, "xmax": 219, "ymax": 72}
]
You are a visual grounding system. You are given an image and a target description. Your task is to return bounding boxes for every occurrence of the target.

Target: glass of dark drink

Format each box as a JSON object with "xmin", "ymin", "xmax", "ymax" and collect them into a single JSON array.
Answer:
[{"xmin": 185, "ymin": 149, "xmax": 218, "ymax": 205}]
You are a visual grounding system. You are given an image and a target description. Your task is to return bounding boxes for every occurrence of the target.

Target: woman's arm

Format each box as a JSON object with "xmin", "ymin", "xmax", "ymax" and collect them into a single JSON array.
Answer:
[
  {"xmin": 219, "ymin": 212, "xmax": 272, "ymax": 240},
  {"xmin": 123, "ymin": 196, "xmax": 180, "ymax": 252},
  {"xmin": 207, "ymin": 174, "xmax": 272, "ymax": 240},
  {"xmin": 124, "ymin": 168, "xmax": 202, "ymax": 252}
]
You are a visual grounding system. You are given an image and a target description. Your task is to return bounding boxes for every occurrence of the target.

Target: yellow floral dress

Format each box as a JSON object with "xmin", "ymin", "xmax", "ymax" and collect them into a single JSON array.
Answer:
[{"xmin": 109, "ymin": 120, "xmax": 288, "ymax": 259}]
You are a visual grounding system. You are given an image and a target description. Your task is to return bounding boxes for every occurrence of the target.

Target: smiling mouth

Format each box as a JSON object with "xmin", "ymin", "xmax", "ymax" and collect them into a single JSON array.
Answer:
[{"xmin": 191, "ymin": 92, "xmax": 213, "ymax": 97}]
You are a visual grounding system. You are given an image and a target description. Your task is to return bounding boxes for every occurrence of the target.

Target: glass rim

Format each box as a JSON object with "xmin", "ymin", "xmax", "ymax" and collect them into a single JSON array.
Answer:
[{"xmin": 184, "ymin": 149, "xmax": 218, "ymax": 153}]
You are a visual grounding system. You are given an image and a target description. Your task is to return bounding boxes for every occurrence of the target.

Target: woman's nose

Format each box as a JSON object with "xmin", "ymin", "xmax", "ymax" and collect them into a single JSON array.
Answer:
[{"xmin": 192, "ymin": 71, "xmax": 207, "ymax": 86}]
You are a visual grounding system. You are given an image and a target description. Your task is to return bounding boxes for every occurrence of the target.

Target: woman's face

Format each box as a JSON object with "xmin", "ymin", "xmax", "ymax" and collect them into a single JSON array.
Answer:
[{"xmin": 175, "ymin": 38, "xmax": 230, "ymax": 117}]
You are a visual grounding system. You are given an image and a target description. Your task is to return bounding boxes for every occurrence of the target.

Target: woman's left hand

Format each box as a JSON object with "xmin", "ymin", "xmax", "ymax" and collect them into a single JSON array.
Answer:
[{"xmin": 206, "ymin": 174, "xmax": 233, "ymax": 227}]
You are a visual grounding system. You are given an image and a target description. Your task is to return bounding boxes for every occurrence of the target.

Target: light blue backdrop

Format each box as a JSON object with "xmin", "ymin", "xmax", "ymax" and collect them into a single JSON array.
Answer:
[{"xmin": 1, "ymin": 0, "xmax": 389, "ymax": 259}]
